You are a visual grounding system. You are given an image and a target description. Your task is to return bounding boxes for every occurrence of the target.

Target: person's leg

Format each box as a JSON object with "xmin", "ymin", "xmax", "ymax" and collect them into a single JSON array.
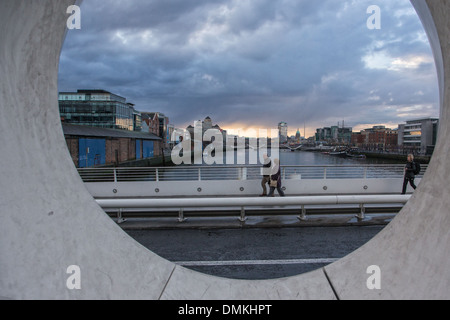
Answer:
[
  {"xmin": 260, "ymin": 177, "xmax": 268, "ymax": 196},
  {"xmin": 402, "ymin": 177, "xmax": 408, "ymax": 194},
  {"xmin": 409, "ymin": 178, "xmax": 417, "ymax": 190},
  {"xmin": 277, "ymin": 187, "xmax": 285, "ymax": 197},
  {"xmin": 268, "ymin": 187, "xmax": 275, "ymax": 197}
]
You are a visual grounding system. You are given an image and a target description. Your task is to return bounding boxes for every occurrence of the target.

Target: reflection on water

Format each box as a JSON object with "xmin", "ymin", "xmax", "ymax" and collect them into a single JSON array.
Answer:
[
  {"xmin": 278, "ymin": 150, "xmax": 403, "ymax": 166},
  {"xmin": 193, "ymin": 149, "xmax": 404, "ymax": 167}
]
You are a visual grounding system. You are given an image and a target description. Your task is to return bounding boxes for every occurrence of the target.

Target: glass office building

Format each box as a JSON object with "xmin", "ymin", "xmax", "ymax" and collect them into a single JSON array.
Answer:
[{"xmin": 59, "ymin": 89, "xmax": 141, "ymax": 132}]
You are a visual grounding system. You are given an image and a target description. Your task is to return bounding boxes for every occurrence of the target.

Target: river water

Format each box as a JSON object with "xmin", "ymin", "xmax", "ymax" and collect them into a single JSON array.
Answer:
[
  {"xmin": 277, "ymin": 150, "xmax": 403, "ymax": 166},
  {"xmin": 195, "ymin": 149, "xmax": 405, "ymax": 166}
]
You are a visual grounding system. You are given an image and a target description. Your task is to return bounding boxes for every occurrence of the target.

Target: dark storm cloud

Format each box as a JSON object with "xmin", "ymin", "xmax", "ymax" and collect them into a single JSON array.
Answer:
[{"xmin": 58, "ymin": 0, "xmax": 439, "ymax": 135}]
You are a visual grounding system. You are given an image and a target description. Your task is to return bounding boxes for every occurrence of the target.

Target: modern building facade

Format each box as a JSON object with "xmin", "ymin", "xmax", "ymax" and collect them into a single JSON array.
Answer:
[
  {"xmin": 59, "ymin": 89, "xmax": 142, "ymax": 132},
  {"xmin": 316, "ymin": 125, "xmax": 352, "ymax": 144},
  {"xmin": 398, "ymin": 118, "xmax": 439, "ymax": 155},
  {"xmin": 315, "ymin": 127, "xmax": 332, "ymax": 142},
  {"xmin": 155, "ymin": 112, "xmax": 170, "ymax": 148}
]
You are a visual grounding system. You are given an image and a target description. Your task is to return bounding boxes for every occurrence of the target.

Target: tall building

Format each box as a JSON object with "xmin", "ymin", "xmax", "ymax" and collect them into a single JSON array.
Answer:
[
  {"xmin": 316, "ymin": 127, "xmax": 332, "ymax": 142},
  {"xmin": 398, "ymin": 118, "xmax": 439, "ymax": 154},
  {"xmin": 278, "ymin": 122, "xmax": 288, "ymax": 144},
  {"xmin": 59, "ymin": 89, "xmax": 141, "ymax": 131},
  {"xmin": 156, "ymin": 112, "xmax": 170, "ymax": 148},
  {"xmin": 167, "ymin": 124, "xmax": 175, "ymax": 148},
  {"xmin": 203, "ymin": 116, "xmax": 213, "ymax": 130}
]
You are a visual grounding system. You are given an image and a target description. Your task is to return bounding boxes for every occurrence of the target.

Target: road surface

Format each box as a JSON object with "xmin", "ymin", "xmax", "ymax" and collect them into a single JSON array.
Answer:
[{"xmin": 125, "ymin": 225, "xmax": 385, "ymax": 280}]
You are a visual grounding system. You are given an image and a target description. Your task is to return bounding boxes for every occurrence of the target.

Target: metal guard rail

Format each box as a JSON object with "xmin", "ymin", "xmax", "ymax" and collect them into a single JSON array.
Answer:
[
  {"xmin": 79, "ymin": 165, "xmax": 428, "ymax": 183},
  {"xmin": 96, "ymin": 194, "xmax": 411, "ymax": 224}
]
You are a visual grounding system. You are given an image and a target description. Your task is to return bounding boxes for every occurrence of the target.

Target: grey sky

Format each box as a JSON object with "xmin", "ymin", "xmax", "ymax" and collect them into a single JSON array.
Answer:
[{"xmin": 58, "ymin": 0, "xmax": 439, "ymax": 137}]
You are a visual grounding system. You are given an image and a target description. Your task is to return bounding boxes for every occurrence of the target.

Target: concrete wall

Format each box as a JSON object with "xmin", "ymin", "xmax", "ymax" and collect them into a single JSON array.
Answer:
[
  {"xmin": 84, "ymin": 178, "xmax": 420, "ymax": 198},
  {"xmin": 0, "ymin": 0, "xmax": 449, "ymax": 299}
]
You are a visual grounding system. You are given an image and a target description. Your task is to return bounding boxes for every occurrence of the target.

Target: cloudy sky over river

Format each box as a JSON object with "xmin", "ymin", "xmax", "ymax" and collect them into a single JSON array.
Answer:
[{"xmin": 59, "ymin": 0, "xmax": 439, "ymax": 137}]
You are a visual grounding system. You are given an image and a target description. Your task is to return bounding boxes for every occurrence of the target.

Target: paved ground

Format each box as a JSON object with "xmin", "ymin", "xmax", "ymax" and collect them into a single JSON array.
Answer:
[{"xmin": 124, "ymin": 224, "xmax": 386, "ymax": 280}]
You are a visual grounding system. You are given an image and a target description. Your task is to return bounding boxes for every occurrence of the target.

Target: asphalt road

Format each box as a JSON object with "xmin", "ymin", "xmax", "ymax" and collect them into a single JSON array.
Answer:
[{"xmin": 125, "ymin": 225, "xmax": 385, "ymax": 280}]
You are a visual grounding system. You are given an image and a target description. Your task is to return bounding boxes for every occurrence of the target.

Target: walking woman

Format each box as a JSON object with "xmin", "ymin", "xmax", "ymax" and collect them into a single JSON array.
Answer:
[
  {"xmin": 267, "ymin": 158, "xmax": 286, "ymax": 197},
  {"xmin": 402, "ymin": 154, "xmax": 417, "ymax": 194}
]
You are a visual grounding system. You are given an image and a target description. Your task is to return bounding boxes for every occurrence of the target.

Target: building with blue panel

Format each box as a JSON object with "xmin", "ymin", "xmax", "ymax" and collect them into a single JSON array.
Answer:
[
  {"xmin": 63, "ymin": 123, "xmax": 161, "ymax": 168},
  {"xmin": 78, "ymin": 138, "xmax": 106, "ymax": 168}
]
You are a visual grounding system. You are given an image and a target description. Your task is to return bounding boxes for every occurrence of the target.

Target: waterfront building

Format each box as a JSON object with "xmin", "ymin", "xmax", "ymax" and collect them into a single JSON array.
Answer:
[
  {"xmin": 167, "ymin": 124, "xmax": 175, "ymax": 149},
  {"xmin": 186, "ymin": 117, "xmax": 225, "ymax": 138},
  {"xmin": 398, "ymin": 118, "xmax": 439, "ymax": 155},
  {"xmin": 334, "ymin": 126, "xmax": 352, "ymax": 144},
  {"xmin": 155, "ymin": 112, "xmax": 170, "ymax": 148},
  {"xmin": 278, "ymin": 122, "xmax": 288, "ymax": 144},
  {"xmin": 62, "ymin": 123, "xmax": 161, "ymax": 168},
  {"xmin": 141, "ymin": 112, "xmax": 160, "ymax": 136},
  {"xmin": 315, "ymin": 127, "xmax": 332, "ymax": 142},
  {"xmin": 351, "ymin": 126, "xmax": 398, "ymax": 151},
  {"xmin": 141, "ymin": 112, "xmax": 172, "ymax": 149},
  {"xmin": 316, "ymin": 125, "xmax": 352, "ymax": 145},
  {"xmin": 132, "ymin": 109, "xmax": 142, "ymax": 132},
  {"xmin": 59, "ymin": 89, "xmax": 141, "ymax": 132},
  {"xmin": 203, "ymin": 116, "xmax": 213, "ymax": 130}
]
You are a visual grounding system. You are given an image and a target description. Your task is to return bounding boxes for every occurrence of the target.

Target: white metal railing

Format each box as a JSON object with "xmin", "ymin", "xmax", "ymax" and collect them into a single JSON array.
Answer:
[
  {"xmin": 96, "ymin": 194, "xmax": 411, "ymax": 224},
  {"xmin": 78, "ymin": 164, "xmax": 427, "ymax": 183}
]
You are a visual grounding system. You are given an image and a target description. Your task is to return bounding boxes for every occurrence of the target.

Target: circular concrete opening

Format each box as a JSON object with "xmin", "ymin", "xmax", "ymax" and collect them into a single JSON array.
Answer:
[
  {"xmin": 58, "ymin": 0, "xmax": 439, "ymax": 281},
  {"xmin": 1, "ymin": 0, "xmax": 448, "ymax": 300}
]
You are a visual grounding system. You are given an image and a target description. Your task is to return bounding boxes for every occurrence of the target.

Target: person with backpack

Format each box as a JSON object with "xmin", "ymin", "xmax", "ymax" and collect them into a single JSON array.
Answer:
[{"xmin": 402, "ymin": 154, "xmax": 419, "ymax": 194}]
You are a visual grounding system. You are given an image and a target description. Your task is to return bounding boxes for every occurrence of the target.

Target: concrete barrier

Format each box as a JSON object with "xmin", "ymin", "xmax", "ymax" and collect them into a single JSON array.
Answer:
[
  {"xmin": 0, "ymin": 0, "xmax": 449, "ymax": 299},
  {"xmin": 84, "ymin": 179, "xmax": 420, "ymax": 198}
]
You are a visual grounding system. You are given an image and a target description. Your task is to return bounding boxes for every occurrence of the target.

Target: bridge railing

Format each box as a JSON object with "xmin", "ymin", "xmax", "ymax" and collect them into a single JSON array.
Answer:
[
  {"xmin": 96, "ymin": 194, "xmax": 411, "ymax": 224},
  {"xmin": 78, "ymin": 164, "xmax": 428, "ymax": 183}
]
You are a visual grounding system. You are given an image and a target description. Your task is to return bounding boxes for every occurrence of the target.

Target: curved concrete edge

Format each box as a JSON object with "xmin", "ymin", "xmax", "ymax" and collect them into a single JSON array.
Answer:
[
  {"xmin": 0, "ymin": 0, "xmax": 336, "ymax": 301},
  {"xmin": 0, "ymin": 0, "xmax": 174, "ymax": 300},
  {"xmin": 160, "ymin": 266, "xmax": 337, "ymax": 300},
  {"xmin": 324, "ymin": 0, "xmax": 450, "ymax": 300}
]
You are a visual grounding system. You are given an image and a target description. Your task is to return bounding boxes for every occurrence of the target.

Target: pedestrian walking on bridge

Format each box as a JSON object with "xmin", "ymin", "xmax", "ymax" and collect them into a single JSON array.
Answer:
[
  {"xmin": 260, "ymin": 154, "xmax": 272, "ymax": 197},
  {"xmin": 402, "ymin": 154, "xmax": 417, "ymax": 194},
  {"xmin": 268, "ymin": 158, "xmax": 286, "ymax": 197}
]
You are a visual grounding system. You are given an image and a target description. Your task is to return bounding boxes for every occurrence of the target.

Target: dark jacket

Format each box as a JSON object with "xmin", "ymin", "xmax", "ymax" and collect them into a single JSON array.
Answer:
[{"xmin": 405, "ymin": 161, "xmax": 416, "ymax": 179}]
